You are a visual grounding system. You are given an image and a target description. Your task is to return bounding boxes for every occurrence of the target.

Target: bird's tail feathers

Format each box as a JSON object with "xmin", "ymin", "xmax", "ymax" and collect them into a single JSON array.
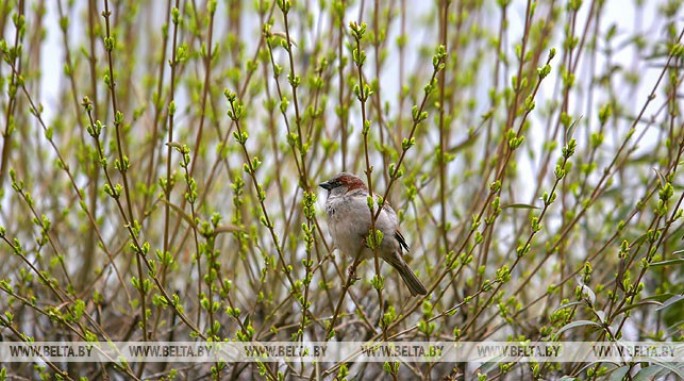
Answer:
[{"xmin": 386, "ymin": 255, "xmax": 428, "ymax": 296}]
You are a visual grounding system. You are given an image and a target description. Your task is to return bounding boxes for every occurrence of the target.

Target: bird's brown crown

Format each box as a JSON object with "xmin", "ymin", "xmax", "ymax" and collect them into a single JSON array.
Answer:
[{"xmin": 319, "ymin": 172, "xmax": 368, "ymax": 192}]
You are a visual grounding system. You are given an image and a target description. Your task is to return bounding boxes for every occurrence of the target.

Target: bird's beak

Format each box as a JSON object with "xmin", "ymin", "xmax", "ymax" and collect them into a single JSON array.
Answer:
[{"xmin": 319, "ymin": 181, "xmax": 333, "ymax": 191}]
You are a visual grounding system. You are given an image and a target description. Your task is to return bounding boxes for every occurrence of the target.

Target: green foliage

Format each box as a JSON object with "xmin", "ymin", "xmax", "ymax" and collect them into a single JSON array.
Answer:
[{"xmin": 0, "ymin": 0, "xmax": 682, "ymax": 379}]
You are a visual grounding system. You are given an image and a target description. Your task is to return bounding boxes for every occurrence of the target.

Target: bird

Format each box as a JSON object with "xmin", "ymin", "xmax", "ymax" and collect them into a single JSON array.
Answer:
[{"xmin": 319, "ymin": 172, "xmax": 428, "ymax": 296}]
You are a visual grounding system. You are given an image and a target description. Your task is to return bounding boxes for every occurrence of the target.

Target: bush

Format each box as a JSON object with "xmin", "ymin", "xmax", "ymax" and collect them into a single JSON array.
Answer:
[{"xmin": 0, "ymin": 0, "xmax": 682, "ymax": 379}]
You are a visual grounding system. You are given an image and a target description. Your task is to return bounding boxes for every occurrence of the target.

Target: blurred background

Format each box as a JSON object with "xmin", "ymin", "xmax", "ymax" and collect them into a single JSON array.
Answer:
[{"xmin": 0, "ymin": 0, "xmax": 683, "ymax": 379}]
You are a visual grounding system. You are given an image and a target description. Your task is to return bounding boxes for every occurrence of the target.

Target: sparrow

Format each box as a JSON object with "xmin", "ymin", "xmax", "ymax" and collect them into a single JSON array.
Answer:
[{"xmin": 319, "ymin": 172, "xmax": 428, "ymax": 296}]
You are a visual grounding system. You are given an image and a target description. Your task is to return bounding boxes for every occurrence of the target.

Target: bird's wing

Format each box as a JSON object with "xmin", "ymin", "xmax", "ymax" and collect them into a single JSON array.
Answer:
[
  {"xmin": 395, "ymin": 230, "xmax": 410, "ymax": 251},
  {"xmin": 381, "ymin": 200, "xmax": 397, "ymax": 218},
  {"xmin": 375, "ymin": 199, "xmax": 409, "ymax": 252}
]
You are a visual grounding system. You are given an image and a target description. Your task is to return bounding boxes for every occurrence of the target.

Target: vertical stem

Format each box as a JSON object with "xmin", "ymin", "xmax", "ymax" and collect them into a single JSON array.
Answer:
[
  {"xmin": 189, "ymin": 1, "xmax": 216, "ymax": 176},
  {"xmin": 437, "ymin": 0, "xmax": 450, "ymax": 256},
  {"xmin": 0, "ymin": 0, "xmax": 24, "ymax": 188},
  {"xmin": 162, "ymin": 0, "xmax": 182, "ymax": 287},
  {"xmin": 102, "ymin": 0, "xmax": 148, "ymax": 347},
  {"xmin": 338, "ymin": 1, "xmax": 347, "ymax": 171}
]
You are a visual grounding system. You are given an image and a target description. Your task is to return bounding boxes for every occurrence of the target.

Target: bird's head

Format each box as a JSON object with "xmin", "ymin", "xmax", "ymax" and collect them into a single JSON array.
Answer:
[{"xmin": 319, "ymin": 173, "xmax": 368, "ymax": 196}]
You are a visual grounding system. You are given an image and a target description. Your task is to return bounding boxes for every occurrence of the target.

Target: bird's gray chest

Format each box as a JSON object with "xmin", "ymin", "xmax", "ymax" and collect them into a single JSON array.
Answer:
[
  {"xmin": 326, "ymin": 196, "xmax": 369, "ymax": 253},
  {"xmin": 326, "ymin": 196, "xmax": 358, "ymax": 224}
]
